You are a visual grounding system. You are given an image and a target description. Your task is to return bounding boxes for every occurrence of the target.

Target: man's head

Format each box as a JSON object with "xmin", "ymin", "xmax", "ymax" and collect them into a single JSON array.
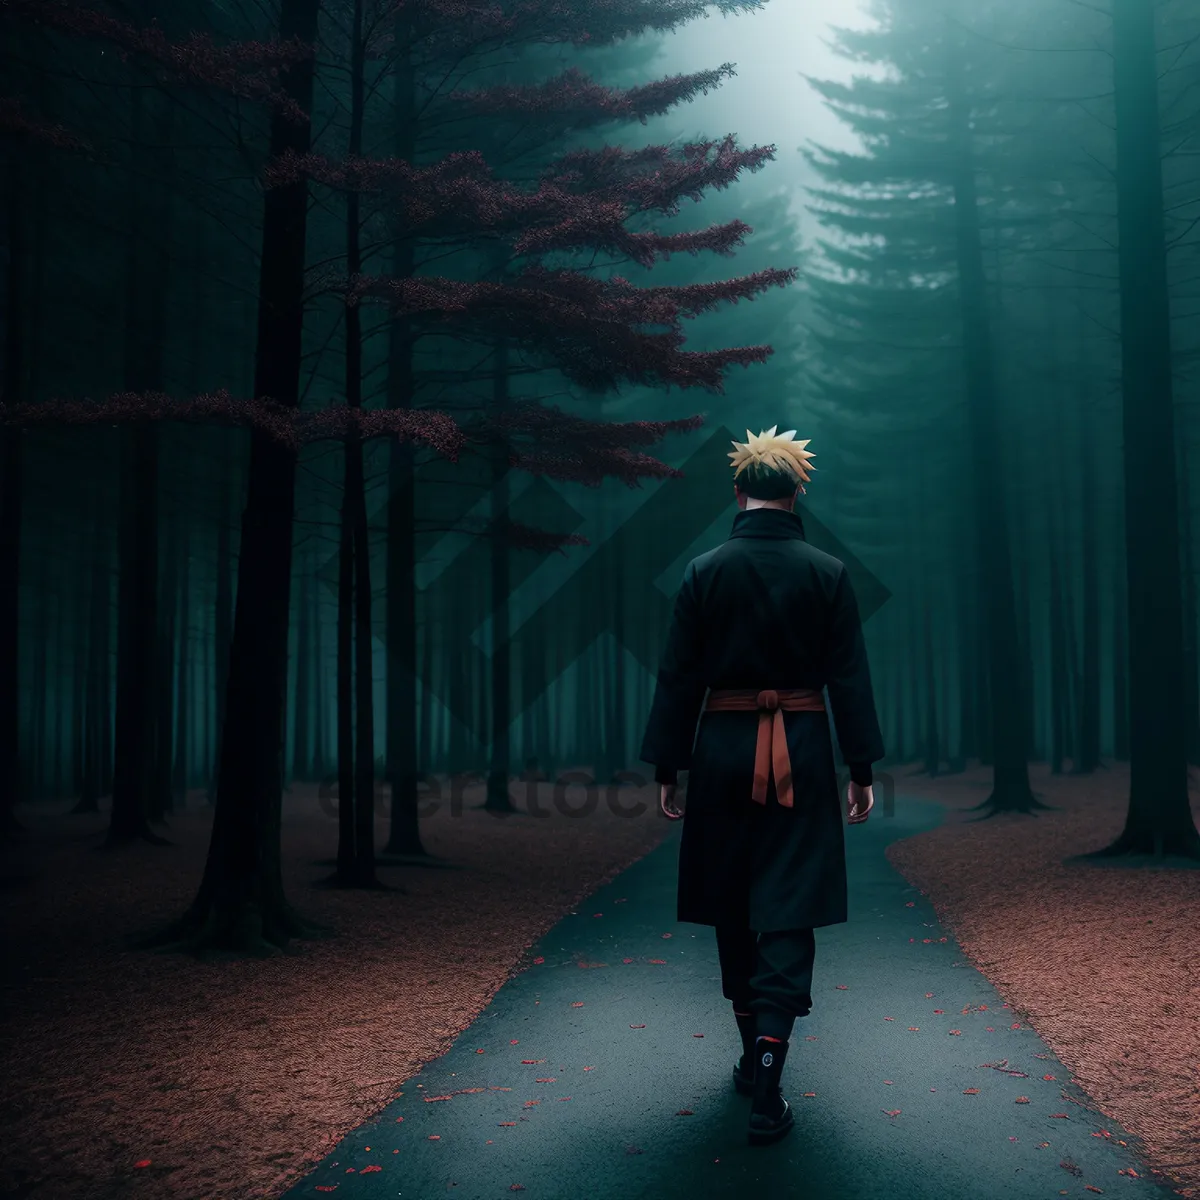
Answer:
[{"xmin": 729, "ymin": 426, "xmax": 815, "ymax": 511}]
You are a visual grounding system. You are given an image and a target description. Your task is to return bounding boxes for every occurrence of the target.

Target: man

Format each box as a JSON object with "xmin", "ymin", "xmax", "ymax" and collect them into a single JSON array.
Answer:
[{"xmin": 639, "ymin": 426, "xmax": 883, "ymax": 1147}]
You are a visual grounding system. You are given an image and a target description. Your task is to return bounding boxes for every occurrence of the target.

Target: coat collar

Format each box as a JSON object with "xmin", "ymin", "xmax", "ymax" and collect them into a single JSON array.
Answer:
[{"xmin": 728, "ymin": 506, "xmax": 807, "ymax": 541}]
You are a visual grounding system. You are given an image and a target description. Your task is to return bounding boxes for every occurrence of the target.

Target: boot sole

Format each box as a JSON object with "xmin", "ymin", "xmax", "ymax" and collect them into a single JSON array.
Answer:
[{"xmin": 747, "ymin": 1100, "xmax": 794, "ymax": 1146}]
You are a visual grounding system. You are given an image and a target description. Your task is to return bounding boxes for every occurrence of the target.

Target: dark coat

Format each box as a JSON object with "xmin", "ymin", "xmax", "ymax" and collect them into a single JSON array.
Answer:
[{"xmin": 638, "ymin": 506, "xmax": 884, "ymax": 932}]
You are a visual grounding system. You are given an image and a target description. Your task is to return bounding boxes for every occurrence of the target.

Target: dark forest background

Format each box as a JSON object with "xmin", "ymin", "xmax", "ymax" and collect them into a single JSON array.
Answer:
[{"xmin": 2, "ymin": 0, "xmax": 1200, "ymax": 950}]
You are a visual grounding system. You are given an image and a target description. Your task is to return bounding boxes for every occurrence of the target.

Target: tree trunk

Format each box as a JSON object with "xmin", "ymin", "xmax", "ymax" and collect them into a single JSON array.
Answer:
[
  {"xmin": 292, "ymin": 565, "xmax": 312, "ymax": 780},
  {"xmin": 1073, "ymin": 367, "xmax": 1101, "ymax": 773},
  {"xmin": 945, "ymin": 30, "xmax": 1044, "ymax": 814},
  {"xmin": 382, "ymin": 7, "xmax": 427, "ymax": 857},
  {"xmin": 485, "ymin": 334, "xmax": 516, "ymax": 814},
  {"xmin": 207, "ymin": 454, "xmax": 233, "ymax": 804},
  {"xmin": 139, "ymin": 0, "xmax": 329, "ymax": 955},
  {"xmin": 75, "ymin": 521, "xmax": 108, "ymax": 813},
  {"xmin": 149, "ymin": 500, "xmax": 178, "ymax": 822},
  {"xmin": 1080, "ymin": 0, "xmax": 1200, "ymax": 860},
  {"xmin": 0, "ymin": 163, "xmax": 25, "ymax": 834}
]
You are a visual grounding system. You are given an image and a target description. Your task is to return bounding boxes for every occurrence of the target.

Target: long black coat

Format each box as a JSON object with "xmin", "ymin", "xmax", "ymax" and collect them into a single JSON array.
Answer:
[{"xmin": 638, "ymin": 506, "xmax": 884, "ymax": 932}]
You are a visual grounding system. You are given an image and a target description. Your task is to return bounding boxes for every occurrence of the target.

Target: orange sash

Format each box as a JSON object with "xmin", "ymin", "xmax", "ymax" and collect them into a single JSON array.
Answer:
[{"xmin": 703, "ymin": 688, "xmax": 825, "ymax": 808}]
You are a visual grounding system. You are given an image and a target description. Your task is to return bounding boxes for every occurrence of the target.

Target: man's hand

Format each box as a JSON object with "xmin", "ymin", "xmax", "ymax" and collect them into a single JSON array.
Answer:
[
  {"xmin": 847, "ymin": 781, "xmax": 874, "ymax": 824},
  {"xmin": 660, "ymin": 783, "xmax": 684, "ymax": 821}
]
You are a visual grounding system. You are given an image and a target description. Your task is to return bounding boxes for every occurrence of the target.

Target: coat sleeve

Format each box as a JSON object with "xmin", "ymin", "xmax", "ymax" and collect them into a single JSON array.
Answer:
[
  {"xmin": 639, "ymin": 560, "xmax": 707, "ymax": 773},
  {"xmin": 824, "ymin": 566, "xmax": 885, "ymax": 767}
]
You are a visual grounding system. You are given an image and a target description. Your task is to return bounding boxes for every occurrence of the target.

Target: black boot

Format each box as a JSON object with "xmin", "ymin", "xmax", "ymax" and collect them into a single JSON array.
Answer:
[
  {"xmin": 748, "ymin": 1036, "xmax": 795, "ymax": 1146},
  {"xmin": 732, "ymin": 1010, "xmax": 756, "ymax": 1095}
]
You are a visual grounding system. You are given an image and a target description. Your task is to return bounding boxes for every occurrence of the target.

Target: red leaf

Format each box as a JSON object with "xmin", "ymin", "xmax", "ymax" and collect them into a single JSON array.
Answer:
[
  {"xmin": 925, "ymin": 993, "xmax": 934, "ymax": 998},
  {"xmin": 532, "ymin": 957, "xmax": 544, "ymax": 965},
  {"xmin": 498, "ymin": 1122, "xmax": 517, "ymax": 1127},
  {"xmin": 676, "ymin": 1109, "xmax": 694, "ymax": 1116},
  {"xmin": 622, "ymin": 958, "xmax": 634, "ymax": 964},
  {"xmin": 1015, "ymin": 1096, "xmax": 1031, "ymax": 1104},
  {"xmin": 583, "ymin": 1066, "xmax": 595, "ymax": 1071},
  {"xmin": 630, "ymin": 1023, "xmax": 646, "ymax": 1029},
  {"xmin": 884, "ymin": 1016, "xmax": 895, "ymax": 1021},
  {"xmin": 361, "ymin": 1166, "xmax": 382, "ymax": 1174},
  {"xmin": 571, "ymin": 1002, "xmax": 584, "ymax": 1008},
  {"xmin": 949, "ymin": 1030, "xmax": 962, "ymax": 1036},
  {"xmin": 1084, "ymin": 1188, "xmax": 1104, "ymax": 1195},
  {"xmin": 962, "ymin": 1088, "xmax": 980, "ymax": 1095},
  {"xmin": 1042, "ymin": 1075, "xmax": 1056, "ymax": 1081},
  {"xmin": 134, "ymin": 1160, "xmax": 152, "ymax": 1169},
  {"xmin": 510, "ymin": 1040, "xmax": 519, "ymax": 1045},
  {"xmin": 803, "ymin": 1092, "xmax": 816, "ymax": 1097},
  {"xmin": 475, "ymin": 1049, "xmax": 485, "ymax": 1054},
  {"xmin": 908, "ymin": 1027, "xmax": 920, "ymax": 1032},
  {"xmin": 1049, "ymin": 1113, "xmax": 1070, "ymax": 1119},
  {"xmin": 648, "ymin": 959, "xmax": 666, "ymax": 964},
  {"xmin": 933, "ymin": 1009, "xmax": 944, "ymax": 1014},
  {"xmin": 510, "ymin": 1186, "xmax": 527, "ymax": 1192},
  {"xmin": 395, "ymin": 1117, "xmax": 404, "ymax": 1122},
  {"xmin": 692, "ymin": 1033, "xmax": 704, "ymax": 1038},
  {"xmin": 316, "ymin": 1189, "xmax": 337, "ymax": 1194},
  {"xmin": 535, "ymin": 1078, "xmax": 557, "ymax": 1083},
  {"xmin": 428, "ymin": 1135, "xmax": 441, "ymax": 1140},
  {"xmin": 520, "ymin": 1060, "xmax": 545, "ymax": 1065},
  {"xmin": 524, "ymin": 1100, "xmax": 539, "ymax": 1107},
  {"xmin": 557, "ymin": 1096, "xmax": 572, "ymax": 1101},
  {"xmin": 661, "ymin": 933, "xmax": 672, "ymax": 939},
  {"xmin": 489, "ymin": 1087, "xmax": 512, "ymax": 1091},
  {"xmin": 883, "ymin": 1109, "xmax": 901, "ymax": 1117},
  {"xmin": 424, "ymin": 1095, "xmax": 454, "ymax": 1103},
  {"xmin": 836, "ymin": 984, "xmax": 848, "ymax": 990}
]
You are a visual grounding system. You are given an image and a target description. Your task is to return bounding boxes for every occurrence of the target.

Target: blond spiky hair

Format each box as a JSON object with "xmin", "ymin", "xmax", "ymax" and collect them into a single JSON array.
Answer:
[{"xmin": 728, "ymin": 426, "xmax": 816, "ymax": 486}]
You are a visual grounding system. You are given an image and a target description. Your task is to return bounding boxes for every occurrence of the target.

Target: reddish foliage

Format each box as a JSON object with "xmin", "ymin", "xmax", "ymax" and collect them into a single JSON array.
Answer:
[
  {"xmin": 0, "ymin": 390, "xmax": 463, "ymax": 457},
  {"xmin": 3, "ymin": 0, "xmax": 311, "ymax": 119},
  {"xmin": 0, "ymin": 97, "xmax": 91, "ymax": 151}
]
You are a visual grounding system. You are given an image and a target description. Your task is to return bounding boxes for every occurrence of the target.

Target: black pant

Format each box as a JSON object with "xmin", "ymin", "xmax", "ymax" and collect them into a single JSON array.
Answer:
[{"xmin": 715, "ymin": 925, "xmax": 816, "ymax": 1040}]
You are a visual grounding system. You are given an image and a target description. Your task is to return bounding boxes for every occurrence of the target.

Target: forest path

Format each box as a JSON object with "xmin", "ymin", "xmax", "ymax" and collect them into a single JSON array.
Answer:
[{"xmin": 280, "ymin": 792, "xmax": 1179, "ymax": 1200}]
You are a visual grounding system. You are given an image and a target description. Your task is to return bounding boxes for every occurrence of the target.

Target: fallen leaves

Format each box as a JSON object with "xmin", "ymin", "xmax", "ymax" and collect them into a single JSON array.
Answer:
[
  {"xmin": 1049, "ymin": 1113, "xmax": 1070, "ymax": 1119},
  {"xmin": 836, "ymin": 984, "xmax": 848, "ymax": 990},
  {"xmin": 360, "ymin": 1166, "xmax": 381, "ymax": 1174},
  {"xmin": 883, "ymin": 1109, "xmax": 901, "ymax": 1117},
  {"xmin": 571, "ymin": 1002, "xmax": 584, "ymax": 1008},
  {"xmin": 661, "ymin": 933, "xmax": 673, "ymax": 939},
  {"xmin": 692, "ymin": 1033, "xmax": 704, "ymax": 1038},
  {"xmin": 498, "ymin": 1122, "xmax": 517, "ymax": 1127},
  {"xmin": 647, "ymin": 959, "xmax": 667, "ymax": 965},
  {"xmin": 962, "ymin": 1088, "xmax": 980, "ymax": 1095},
  {"xmin": 1015, "ymin": 1096, "xmax": 1031, "ymax": 1104},
  {"xmin": 630, "ymin": 1024, "xmax": 646, "ymax": 1029},
  {"xmin": 676, "ymin": 1109, "xmax": 694, "ymax": 1116},
  {"xmin": 532, "ymin": 957, "xmax": 544, "ymax": 965},
  {"xmin": 520, "ymin": 1060, "xmax": 545, "ymax": 1065},
  {"xmin": 133, "ymin": 1160, "xmax": 152, "ymax": 1169},
  {"xmin": 534, "ymin": 1078, "xmax": 556, "ymax": 1083}
]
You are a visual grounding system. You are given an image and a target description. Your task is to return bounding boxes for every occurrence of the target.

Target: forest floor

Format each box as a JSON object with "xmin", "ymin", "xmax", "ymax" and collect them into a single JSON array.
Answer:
[
  {"xmin": 0, "ymin": 763, "xmax": 1197, "ymax": 1200},
  {"xmin": 885, "ymin": 762, "xmax": 1200, "ymax": 1200}
]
